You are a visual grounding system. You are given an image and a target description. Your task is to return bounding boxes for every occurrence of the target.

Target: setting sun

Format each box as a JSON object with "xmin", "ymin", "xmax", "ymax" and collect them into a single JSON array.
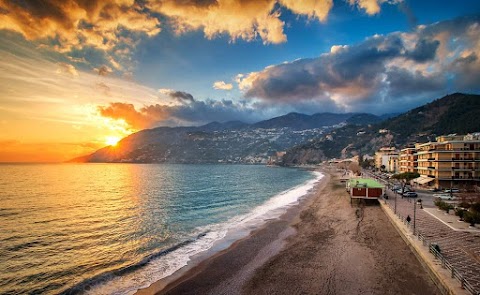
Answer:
[{"xmin": 105, "ymin": 136, "xmax": 121, "ymax": 146}]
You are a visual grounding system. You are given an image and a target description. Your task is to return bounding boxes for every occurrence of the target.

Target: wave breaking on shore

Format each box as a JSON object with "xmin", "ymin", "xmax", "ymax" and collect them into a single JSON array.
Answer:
[{"xmin": 69, "ymin": 171, "xmax": 323, "ymax": 295}]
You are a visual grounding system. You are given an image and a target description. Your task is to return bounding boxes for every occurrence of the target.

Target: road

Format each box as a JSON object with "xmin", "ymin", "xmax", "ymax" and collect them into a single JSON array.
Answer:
[
  {"xmin": 361, "ymin": 169, "xmax": 480, "ymax": 294},
  {"xmin": 361, "ymin": 170, "xmax": 438, "ymax": 207}
]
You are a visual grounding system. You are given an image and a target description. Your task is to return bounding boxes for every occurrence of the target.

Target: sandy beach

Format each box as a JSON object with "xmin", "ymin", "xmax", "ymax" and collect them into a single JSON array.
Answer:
[{"xmin": 139, "ymin": 168, "xmax": 440, "ymax": 295}]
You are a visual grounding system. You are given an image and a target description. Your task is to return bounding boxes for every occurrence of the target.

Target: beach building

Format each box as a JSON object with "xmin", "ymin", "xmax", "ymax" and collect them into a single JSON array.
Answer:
[
  {"xmin": 346, "ymin": 178, "xmax": 384, "ymax": 200},
  {"xmin": 375, "ymin": 147, "xmax": 399, "ymax": 172},
  {"xmin": 414, "ymin": 134, "xmax": 480, "ymax": 189}
]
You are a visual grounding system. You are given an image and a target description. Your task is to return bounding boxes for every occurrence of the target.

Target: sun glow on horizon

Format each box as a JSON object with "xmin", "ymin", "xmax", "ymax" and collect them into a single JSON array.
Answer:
[{"xmin": 105, "ymin": 136, "xmax": 121, "ymax": 146}]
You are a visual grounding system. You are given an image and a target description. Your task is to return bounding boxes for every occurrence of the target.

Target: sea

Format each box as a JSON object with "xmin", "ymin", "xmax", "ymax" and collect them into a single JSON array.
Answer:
[{"xmin": 0, "ymin": 163, "xmax": 322, "ymax": 295}]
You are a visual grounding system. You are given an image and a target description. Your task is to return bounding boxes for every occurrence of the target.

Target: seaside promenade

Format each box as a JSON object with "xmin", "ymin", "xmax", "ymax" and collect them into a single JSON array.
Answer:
[{"xmin": 382, "ymin": 188, "xmax": 480, "ymax": 295}]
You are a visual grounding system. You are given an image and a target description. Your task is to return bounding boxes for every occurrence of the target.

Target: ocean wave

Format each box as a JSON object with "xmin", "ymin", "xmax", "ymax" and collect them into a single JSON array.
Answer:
[
  {"xmin": 61, "ymin": 232, "xmax": 208, "ymax": 295},
  {"xmin": 81, "ymin": 171, "xmax": 323, "ymax": 295}
]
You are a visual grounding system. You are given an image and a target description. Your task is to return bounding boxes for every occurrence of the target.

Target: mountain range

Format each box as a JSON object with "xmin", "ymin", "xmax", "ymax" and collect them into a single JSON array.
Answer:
[
  {"xmin": 282, "ymin": 93, "xmax": 480, "ymax": 165},
  {"xmin": 72, "ymin": 112, "xmax": 390, "ymax": 164},
  {"xmin": 73, "ymin": 93, "xmax": 479, "ymax": 165}
]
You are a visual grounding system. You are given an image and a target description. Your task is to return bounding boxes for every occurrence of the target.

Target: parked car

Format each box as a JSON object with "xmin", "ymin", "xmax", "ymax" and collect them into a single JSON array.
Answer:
[
  {"xmin": 433, "ymin": 193, "xmax": 454, "ymax": 200},
  {"xmin": 427, "ymin": 187, "xmax": 441, "ymax": 192},
  {"xmin": 403, "ymin": 192, "xmax": 418, "ymax": 198},
  {"xmin": 394, "ymin": 188, "xmax": 409, "ymax": 194},
  {"xmin": 444, "ymin": 188, "xmax": 460, "ymax": 193}
]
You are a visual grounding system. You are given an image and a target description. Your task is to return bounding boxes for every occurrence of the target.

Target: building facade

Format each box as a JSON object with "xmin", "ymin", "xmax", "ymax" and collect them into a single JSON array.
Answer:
[
  {"xmin": 346, "ymin": 178, "xmax": 384, "ymax": 200},
  {"xmin": 375, "ymin": 147, "xmax": 398, "ymax": 172},
  {"xmin": 399, "ymin": 147, "xmax": 417, "ymax": 173},
  {"xmin": 388, "ymin": 154, "xmax": 399, "ymax": 173},
  {"xmin": 414, "ymin": 134, "xmax": 480, "ymax": 189}
]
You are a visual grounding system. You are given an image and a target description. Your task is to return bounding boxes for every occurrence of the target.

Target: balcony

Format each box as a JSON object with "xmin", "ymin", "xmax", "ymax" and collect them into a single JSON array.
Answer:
[
  {"xmin": 450, "ymin": 158, "xmax": 478, "ymax": 162},
  {"xmin": 452, "ymin": 168, "xmax": 477, "ymax": 171},
  {"xmin": 438, "ymin": 176, "xmax": 480, "ymax": 180}
]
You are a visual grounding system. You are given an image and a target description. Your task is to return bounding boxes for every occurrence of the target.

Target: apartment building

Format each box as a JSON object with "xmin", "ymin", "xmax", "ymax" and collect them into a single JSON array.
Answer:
[
  {"xmin": 399, "ymin": 147, "xmax": 417, "ymax": 173},
  {"xmin": 375, "ymin": 147, "xmax": 398, "ymax": 172},
  {"xmin": 415, "ymin": 134, "xmax": 480, "ymax": 189},
  {"xmin": 387, "ymin": 154, "xmax": 399, "ymax": 173}
]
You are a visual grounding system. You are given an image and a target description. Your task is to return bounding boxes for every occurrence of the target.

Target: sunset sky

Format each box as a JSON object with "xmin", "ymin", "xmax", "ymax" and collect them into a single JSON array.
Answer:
[{"xmin": 0, "ymin": 0, "xmax": 479, "ymax": 162}]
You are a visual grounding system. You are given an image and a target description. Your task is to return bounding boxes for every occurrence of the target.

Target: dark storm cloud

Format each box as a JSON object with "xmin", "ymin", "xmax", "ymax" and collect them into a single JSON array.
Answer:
[
  {"xmin": 385, "ymin": 66, "xmax": 444, "ymax": 97},
  {"xmin": 243, "ymin": 33, "xmax": 405, "ymax": 103},
  {"xmin": 168, "ymin": 91, "xmax": 195, "ymax": 103},
  {"xmin": 172, "ymin": 99, "xmax": 259, "ymax": 123},
  {"xmin": 240, "ymin": 15, "xmax": 480, "ymax": 113},
  {"xmin": 405, "ymin": 39, "xmax": 440, "ymax": 62}
]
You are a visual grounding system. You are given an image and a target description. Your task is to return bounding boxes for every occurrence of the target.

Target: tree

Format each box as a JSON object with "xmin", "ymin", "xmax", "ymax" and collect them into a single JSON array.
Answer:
[
  {"xmin": 464, "ymin": 211, "xmax": 480, "ymax": 227},
  {"xmin": 435, "ymin": 200, "xmax": 454, "ymax": 214},
  {"xmin": 392, "ymin": 172, "xmax": 420, "ymax": 193}
]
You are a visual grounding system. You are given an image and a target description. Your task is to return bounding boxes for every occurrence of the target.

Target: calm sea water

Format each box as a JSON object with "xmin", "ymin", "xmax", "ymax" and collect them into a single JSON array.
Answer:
[{"xmin": 0, "ymin": 164, "xmax": 321, "ymax": 295}]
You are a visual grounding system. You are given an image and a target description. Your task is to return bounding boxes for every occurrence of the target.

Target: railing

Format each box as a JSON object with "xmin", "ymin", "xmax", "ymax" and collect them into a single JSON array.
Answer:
[
  {"xmin": 429, "ymin": 244, "xmax": 477, "ymax": 295},
  {"xmin": 384, "ymin": 199, "xmax": 479, "ymax": 295},
  {"xmin": 450, "ymin": 158, "xmax": 480, "ymax": 161}
]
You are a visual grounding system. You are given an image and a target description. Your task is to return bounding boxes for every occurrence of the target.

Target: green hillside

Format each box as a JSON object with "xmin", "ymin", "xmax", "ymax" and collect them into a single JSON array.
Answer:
[{"xmin": 282, "ymin": 93, "xmax": 480, "ymax": 165}]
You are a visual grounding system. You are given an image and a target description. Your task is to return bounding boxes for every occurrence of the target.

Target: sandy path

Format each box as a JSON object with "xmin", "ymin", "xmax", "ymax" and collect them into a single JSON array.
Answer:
[{"xmin": 155, "ymin": 169, "xmax": 440, "ymax": 295}]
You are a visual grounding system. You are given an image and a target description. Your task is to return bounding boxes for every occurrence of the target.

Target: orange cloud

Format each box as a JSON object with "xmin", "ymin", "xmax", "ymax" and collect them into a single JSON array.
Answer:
[
  {"xmin": 148, "ymin": 0, "xmax": 284, "ymax": 44},
  {"xmin": 213, "ymin": 81, "xmax": 233, "ymax": 90},
  {"xmin": 56, "ymin": 62, "xmax": 79, "ymax": 77},
  {"xmin": 97, "ymin": 102, "xmax": 170, "ymax": 130},
  {"xmin": 0, "ymin": 0, "xmax": 392, "ymax": 69},
  {"xmin": 0, "ymin": 0, "xmax": 160, "ymax": 54},
  {"xmin": 348, "ymin": 0, "xmax": 383, "ymax": 15},
  {"xmin": 146, "ymin": 0, "xmax": 333, "ymax": 44},
  {"xmin": 280, "ymin": 0, "xmax": 333, "ymax": 21}
]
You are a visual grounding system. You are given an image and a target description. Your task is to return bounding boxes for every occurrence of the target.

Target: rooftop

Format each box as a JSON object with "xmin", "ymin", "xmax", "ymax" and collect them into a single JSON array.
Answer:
[{"xmin": 348, "ymin": 178, "xmax": 385, "ymax": 188}]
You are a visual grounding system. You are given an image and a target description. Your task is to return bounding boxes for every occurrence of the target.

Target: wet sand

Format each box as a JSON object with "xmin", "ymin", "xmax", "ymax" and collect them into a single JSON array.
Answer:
[{"xmin": 143, "ymin": 168, "xmax": 440, "ymax": 295}]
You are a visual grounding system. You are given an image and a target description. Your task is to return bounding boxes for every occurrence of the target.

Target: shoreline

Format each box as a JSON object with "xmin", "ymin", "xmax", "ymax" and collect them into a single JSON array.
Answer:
[
  {"xmin": 137, "ymin": 168, "xmax": 441, "ymax": 295},
  {"xmin": 135, "ymin": 168, "xmax": 325, "ymax": 295}
]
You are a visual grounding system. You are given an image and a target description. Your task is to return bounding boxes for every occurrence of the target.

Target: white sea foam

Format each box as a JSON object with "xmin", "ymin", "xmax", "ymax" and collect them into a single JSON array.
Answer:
[{"xmin": 86, "ymin": 171, "xmax": 324, "ymax": 295}]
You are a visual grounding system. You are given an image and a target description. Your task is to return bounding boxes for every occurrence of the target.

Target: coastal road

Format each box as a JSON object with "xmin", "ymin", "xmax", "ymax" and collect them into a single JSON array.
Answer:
[{"xmin": 361, "ymin": 170, "xmax": 436, "ymax": 207}]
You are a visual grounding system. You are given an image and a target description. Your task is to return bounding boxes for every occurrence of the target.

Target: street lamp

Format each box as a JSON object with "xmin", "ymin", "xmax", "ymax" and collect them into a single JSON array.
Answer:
[
  {"xmin": 413, "ymin": 199, "xmax": 416, "ymax": 234},
  {"xmin": 413, "ymin": 199, "xmax": 422, "ymax": 234},
  {"xmin": 394, "ymin": 189, "xmax": 397, "ymax": 214}
]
